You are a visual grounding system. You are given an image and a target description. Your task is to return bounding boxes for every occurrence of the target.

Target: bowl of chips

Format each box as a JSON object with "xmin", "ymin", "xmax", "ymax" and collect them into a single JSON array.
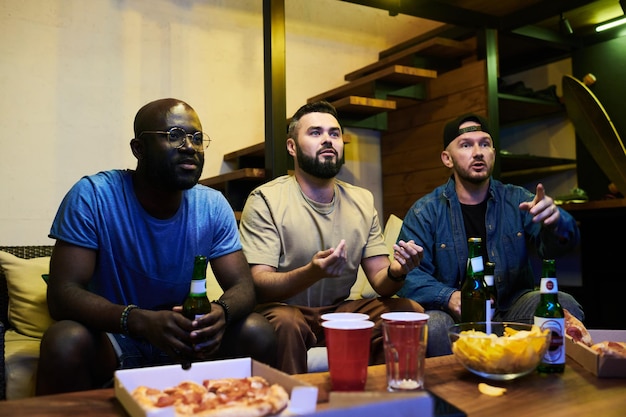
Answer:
[{"xmin": 448, "ymin": 322, "xmax": 551, "ymax": 380}]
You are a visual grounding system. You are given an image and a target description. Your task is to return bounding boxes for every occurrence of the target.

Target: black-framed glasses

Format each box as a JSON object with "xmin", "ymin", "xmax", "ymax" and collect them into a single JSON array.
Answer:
[{"xmin": 139, "ymin": 127, "xmax": 211, "ymax": 150}]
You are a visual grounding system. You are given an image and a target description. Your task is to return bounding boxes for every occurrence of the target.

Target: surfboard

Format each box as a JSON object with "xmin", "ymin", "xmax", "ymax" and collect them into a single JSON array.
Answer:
[{"xmin": 561, "ymin": 74, "xmax": 626, "ymax": 196}]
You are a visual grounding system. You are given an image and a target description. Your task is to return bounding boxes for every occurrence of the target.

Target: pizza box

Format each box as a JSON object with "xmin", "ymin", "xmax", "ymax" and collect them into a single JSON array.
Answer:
[
  {"xmin": 114, "ymin": 357, "xmax": 318, "ymax": 417},
  {"xmin": 565, "ymin": 329, "xmax": 626, "ymax": 378},
  {"xmin": 114, "ymin": 357, "xmax": 435, "ymax": 417}
]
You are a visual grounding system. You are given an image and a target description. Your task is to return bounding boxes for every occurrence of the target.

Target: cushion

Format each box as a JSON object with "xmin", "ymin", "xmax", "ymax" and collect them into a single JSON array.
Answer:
[
  {"xmin": 4, "ymin": 329, "xmax": 41, "ymax": 399},
  {"xmin": 348, "ymin": 214, "xmax": 404, "ymax": 300},
  {"xmin": 0, "ymin": 251, "xmax": 55, "ymax": 338}
]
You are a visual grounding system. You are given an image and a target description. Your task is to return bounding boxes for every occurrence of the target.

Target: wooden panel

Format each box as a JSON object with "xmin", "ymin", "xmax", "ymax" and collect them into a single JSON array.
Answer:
[
  {"xmin": 345, "ymin": 37, "xmax": 475, "ymax": 82},
  {"xmin": 382, "ymin": 135, "xmax": 444, "ymax": 175},
  {"xmin": 383, "ymin": 163, "xmax": 449, "ymax": 197},
  {"xmin": 382, "ymin": 121, "xmax": 443, "ymax": 156},
  {"xmin": 386, "ymin": 86, "xmax": 488, "ymax": 133},
  {"xmin": 308, "ymin": 65, "xmax": 436, "ymax": 103},
  {"xmin": 427, "ymin": 59, "xmax": 486, "ymax": 99},
  {"xmin": 383, "ymin": 168, "xmax": 450, "ymax": 220}
]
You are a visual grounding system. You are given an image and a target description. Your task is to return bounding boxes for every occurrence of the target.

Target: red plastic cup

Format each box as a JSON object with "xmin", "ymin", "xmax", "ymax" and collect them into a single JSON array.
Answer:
[
  {"xmin": 322, "ymin": 319, "xmax": 374, "ymax": 391},
  {"xmin": 381, "ymin": 312, "xmax": 429, "ymax": 391}
]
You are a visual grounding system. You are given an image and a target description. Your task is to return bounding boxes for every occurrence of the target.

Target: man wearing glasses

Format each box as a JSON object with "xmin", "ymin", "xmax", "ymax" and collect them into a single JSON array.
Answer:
[{"xmin": 36, "ymin": 98, "xmax": 276, "ymax": 395}]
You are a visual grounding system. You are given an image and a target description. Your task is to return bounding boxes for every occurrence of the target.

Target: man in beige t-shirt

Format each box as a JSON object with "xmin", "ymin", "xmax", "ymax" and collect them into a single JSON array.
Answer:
[{"xmin": 239, "ymin": 101, "xmax": 424, "ymax": 374}]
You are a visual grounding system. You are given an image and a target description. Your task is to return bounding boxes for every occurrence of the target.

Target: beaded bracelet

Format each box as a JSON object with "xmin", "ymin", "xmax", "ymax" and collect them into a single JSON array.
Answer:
[
  {"xmin": 212, "ymin": 299, "xmax": 231, "ymax": 325},
  {"xmin": 120, "ymin": 304, "xmax": 139, "ymax": 335},
  {"xmin": 387, "ymin": 265, "xmax": 407, "ymax": 282}
]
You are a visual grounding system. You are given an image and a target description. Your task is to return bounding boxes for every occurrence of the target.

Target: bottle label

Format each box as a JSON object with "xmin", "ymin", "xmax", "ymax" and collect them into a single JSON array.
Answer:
[
  {"xmin": 539, "ymin": 278, "xmax": 558, "ymax": 294},
  {"xmin": 469, "ymin": 256, "xmax": 484, "ymax": 273},
  {"xmin": 534, "ymin": 316, "xmax": 565, "ymax": 364},
  {"xmin": 189, "ymin": 279, "xmax": 207, "ymax": 295},
  {"xmin": 484, "ymin": 274, "xmax": 494, "ymax": 286}
]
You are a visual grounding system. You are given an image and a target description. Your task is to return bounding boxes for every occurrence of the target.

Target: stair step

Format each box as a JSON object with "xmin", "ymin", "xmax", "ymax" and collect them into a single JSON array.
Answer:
[
  {"xmin": 308, "ymin": 65, "xmax": 436, "ymax": 105},
  {"xmin": 199, "ymin": 168, "xmax": 265, "ymax": 191},
  {"xmin": 344, "ymin": 37, "xmax": 475, "ymax": 82},
  {"xmin": 330, "ymin": 96, "xmax": 396, "ymax": 115},
  {"xmin": 224, "ymin": 142, "xmax": 265, "ymax": 163}
]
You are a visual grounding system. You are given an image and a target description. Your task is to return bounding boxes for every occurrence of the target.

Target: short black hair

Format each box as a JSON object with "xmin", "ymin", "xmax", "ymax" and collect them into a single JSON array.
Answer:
[{"xmin": 287, "ymin": 101, "xmax": 340, "ymax": 140}]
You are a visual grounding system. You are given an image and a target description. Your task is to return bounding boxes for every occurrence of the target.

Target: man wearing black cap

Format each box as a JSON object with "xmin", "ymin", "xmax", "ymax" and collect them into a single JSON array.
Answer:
[{"xmin": 397, "ymin": 113, "xmax": 585, "ymax": 357}]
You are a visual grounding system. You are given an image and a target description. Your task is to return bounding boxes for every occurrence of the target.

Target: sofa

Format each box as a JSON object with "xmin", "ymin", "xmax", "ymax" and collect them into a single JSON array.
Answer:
[
  {"xmin": 0, "ymin": 245, "xmax": 54, "ymax": 400},
  {"xmin": 0, "ymin": 214, "xmax": 403, "ymax": 400}
]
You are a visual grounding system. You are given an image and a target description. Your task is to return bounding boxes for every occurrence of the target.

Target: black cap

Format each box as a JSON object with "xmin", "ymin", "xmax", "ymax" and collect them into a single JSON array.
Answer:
[{"xmin": 443, "ymin": 113, "xmax": 491, "ymax": 149}]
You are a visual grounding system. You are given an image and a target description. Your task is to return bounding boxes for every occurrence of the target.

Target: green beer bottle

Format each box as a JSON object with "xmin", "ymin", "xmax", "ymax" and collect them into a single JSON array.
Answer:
[
  {"xmin": 181, "ymin": 255, "xmax": 211, "ymax": 370},
  {"xmin": 460, "ymin": 237, "xmax": 487, "ymax": 323},
  {"xmin": 534, "ymin": 259, "xmax": 565, "ymax": 373},
  {"xmin": 183, "ymin": 255, "xmax": 211, "ymax": 320}
]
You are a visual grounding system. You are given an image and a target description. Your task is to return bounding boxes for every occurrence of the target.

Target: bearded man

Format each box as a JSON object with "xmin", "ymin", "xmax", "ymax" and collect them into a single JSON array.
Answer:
[
  {"xmin": 397, "ymin": 113, "xmax": 584, "ymax": 357},
  {"xmin": 238, "ymin": 100, "xmax": 425, "ymax": 374}
]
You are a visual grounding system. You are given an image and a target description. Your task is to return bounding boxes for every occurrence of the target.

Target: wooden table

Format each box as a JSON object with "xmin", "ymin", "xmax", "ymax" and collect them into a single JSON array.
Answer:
[{"xmin": 1, "ymin": 355, "xmax": 624, "ymax": 416}]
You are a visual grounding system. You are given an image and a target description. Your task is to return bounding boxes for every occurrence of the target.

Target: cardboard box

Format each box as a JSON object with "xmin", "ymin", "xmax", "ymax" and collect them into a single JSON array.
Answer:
[
  {"xmin": 565, "ymin": 329, "xmax": 626, "ymax": 377},
  {"xmin": 114, "ymin": 357, "xmax": 435, "ymax": 416},
  {"xmin": 115, "ymin": 358, "xmax": 316, "ymax": 417}
]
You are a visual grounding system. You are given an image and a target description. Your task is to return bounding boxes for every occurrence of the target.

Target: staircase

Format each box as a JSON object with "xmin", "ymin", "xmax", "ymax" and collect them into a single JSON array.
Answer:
[{"xmin": 199, "ymin": 35, "xmax": 477, "ymax": 218}]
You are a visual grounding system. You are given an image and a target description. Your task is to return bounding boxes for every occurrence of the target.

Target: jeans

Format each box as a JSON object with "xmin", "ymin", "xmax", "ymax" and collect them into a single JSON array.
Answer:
[
  {"xmin": 426, "ymin": 290, "xmax": 584, "ymax": 357},
  {"xmin": 107, "ymin": 333, "xmax": 174, "ymax": 369}
]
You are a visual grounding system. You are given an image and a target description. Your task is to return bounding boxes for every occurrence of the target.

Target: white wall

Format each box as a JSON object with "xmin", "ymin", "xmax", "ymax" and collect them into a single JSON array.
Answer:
[{"xmin": 1, "ymin": 0, "xmax": 441, "ymax": 245}]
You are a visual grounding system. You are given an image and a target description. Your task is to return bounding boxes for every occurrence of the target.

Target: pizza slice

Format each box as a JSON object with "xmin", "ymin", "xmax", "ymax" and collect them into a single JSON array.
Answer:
[
  {"xmin": 564, "ymin": 308, "xmax": 593, "ymax": 347},
  {"xmin": 591, "ymin": 341, "xmax": 626, "ymax": 359}
]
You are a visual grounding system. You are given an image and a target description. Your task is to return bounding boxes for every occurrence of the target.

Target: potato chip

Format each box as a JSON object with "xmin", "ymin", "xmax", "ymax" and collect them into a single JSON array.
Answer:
[{"xmin": 478, "ymin": 383, "xmax": 507, "ymax": 396}]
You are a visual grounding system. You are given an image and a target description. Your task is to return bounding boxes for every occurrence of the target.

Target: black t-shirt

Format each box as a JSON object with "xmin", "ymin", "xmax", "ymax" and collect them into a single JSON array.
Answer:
[{"xmin": 460, "ymin": 198, "xmax": 488, "ymax": 260}]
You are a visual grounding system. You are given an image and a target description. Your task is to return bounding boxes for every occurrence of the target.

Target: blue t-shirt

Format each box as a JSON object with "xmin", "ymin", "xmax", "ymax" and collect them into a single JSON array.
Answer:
[{"xmin": 49, "ymin": 170, "xmax": 240, "ymax": 310}]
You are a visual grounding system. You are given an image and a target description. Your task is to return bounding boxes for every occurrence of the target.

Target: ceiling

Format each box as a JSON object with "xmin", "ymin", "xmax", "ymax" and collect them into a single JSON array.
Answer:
[{"xmin": 340, "ymin": 0, "xmax": 625, "ymax": 40}]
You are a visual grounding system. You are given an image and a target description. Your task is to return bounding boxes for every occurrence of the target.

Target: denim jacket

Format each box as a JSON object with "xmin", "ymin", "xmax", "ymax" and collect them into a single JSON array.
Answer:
[{"xmin": 397, "ymin": 177, "xmax": 580, "ymax": 313}]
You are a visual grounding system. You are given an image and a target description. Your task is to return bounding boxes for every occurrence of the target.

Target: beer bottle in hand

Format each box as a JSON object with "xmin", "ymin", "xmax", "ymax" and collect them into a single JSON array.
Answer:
[
  {"xmin": 534, "ymin": 259, "xmax": 565, "ymax": 373},
  {"xmin": 460, "ymin": 237, "xmax": 487, "ymax": 323},
  {"xmin": 181, "ymin": 255, "xmax": 211, "ymax": 370},
  {"xmin": 183, "ymin": 255, "xmax": 211, "ymax": 320},
  {"xmin": 484, "ymin": 261, "xmax": 496, "ymax": 322}
]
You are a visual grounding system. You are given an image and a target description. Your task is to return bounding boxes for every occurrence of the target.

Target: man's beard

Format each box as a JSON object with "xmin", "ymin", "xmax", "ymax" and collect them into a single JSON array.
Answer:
[
  {"xmin": 454, "ymin": 159, "xmax": 492, "ymax": 185},
  {"xmin": 296, "ymin": 146, "xmax": 343, "ymax": 179}
]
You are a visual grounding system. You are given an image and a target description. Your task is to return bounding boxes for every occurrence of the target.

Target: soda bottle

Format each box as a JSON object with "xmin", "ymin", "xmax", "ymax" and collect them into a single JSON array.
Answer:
[
  {"xmin": 484, "ymin": 261, "xmax": 496, "ymax": 322},
  {"xmin": 460, "ymin": 238, "xmax": 486, "ymax": 323},
  {"xmin": 534, "ymin": 259, "xmax": 565, "ymax": 373},
  {"xmin": 183, "ymin": 255, "xmax": 212, "ymax": 320}
]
